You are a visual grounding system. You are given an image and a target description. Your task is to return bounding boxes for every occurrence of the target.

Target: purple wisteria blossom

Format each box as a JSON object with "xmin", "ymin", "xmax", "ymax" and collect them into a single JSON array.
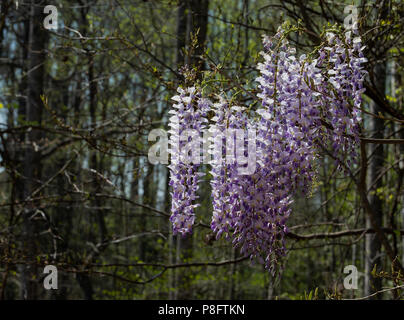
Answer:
[
  {"xmin": 168, "ymin": 87, "xmax": 209, "ymax": 236},
  {"xmin": 253, "ymin": 27, "xmax": 321, "ymax": 272},
  {"xmin": 167, "ymin": 25, "xmax": 367, "ymax": 273},
  {"xmin": 316, "ymin": 30, "xmax": 367, "ymax": 168},
  {"xmin": 209, "ymin": 97, "xmax": 252, "ymax": 241}
]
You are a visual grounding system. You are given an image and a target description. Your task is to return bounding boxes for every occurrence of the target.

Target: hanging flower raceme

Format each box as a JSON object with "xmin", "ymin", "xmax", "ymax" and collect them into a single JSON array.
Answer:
[
  {"xmin": 168, "ymin": 87, "xmax": 209, "ymax": 236},
  {"xmin": 208, "ymin": 97, "xmax": 243, "ymax": 241},
  {"xmin": 207, "ymin": 97, "xmax": 286, "ymax": 273},
  {"xmin": 253, "ymin": 27, "xmax": 322, "ymax": 272},
  {"xmin": 315, "ymin": 30, "xmax": 367, "ymax": 168},
  {"xmin": 208, "ymin": 97, "xmax": 257, "ymax": 239}
]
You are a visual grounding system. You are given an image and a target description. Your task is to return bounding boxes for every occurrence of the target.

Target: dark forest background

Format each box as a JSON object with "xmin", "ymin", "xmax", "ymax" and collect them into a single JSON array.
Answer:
[{"xmin": 0, "ymin": 0, "xmax": 403, "ymax": 300}]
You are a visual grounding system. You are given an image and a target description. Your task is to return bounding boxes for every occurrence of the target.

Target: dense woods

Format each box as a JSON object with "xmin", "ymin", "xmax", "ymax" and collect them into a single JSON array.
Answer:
[{"xmin": 0, "ymin": 0, "xmax": 403, "ymax": 300}]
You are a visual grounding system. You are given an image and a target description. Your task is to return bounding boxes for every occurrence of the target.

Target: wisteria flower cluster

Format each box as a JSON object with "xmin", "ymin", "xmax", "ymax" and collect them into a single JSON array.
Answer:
[
  {"xmin": 167, "ymin": 25, "xmax": 367, "ymax": 274},
  {"xmin": 317, "ymin": 30, "xmax": 367, "ymax": 167},
  {"xmin": 168, "ymin": 87, "xmax": 210, "ymax": 236}
]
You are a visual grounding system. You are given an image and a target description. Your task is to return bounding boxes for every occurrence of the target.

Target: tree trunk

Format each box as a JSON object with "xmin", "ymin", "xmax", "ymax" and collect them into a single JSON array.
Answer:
[
  {"xmin": 18, "ymin": 0, "xmax": 47, "ymax": 300},
  {"xmin": 364, "ymin": 62, "xmax": 386, "ymax": 299}
]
